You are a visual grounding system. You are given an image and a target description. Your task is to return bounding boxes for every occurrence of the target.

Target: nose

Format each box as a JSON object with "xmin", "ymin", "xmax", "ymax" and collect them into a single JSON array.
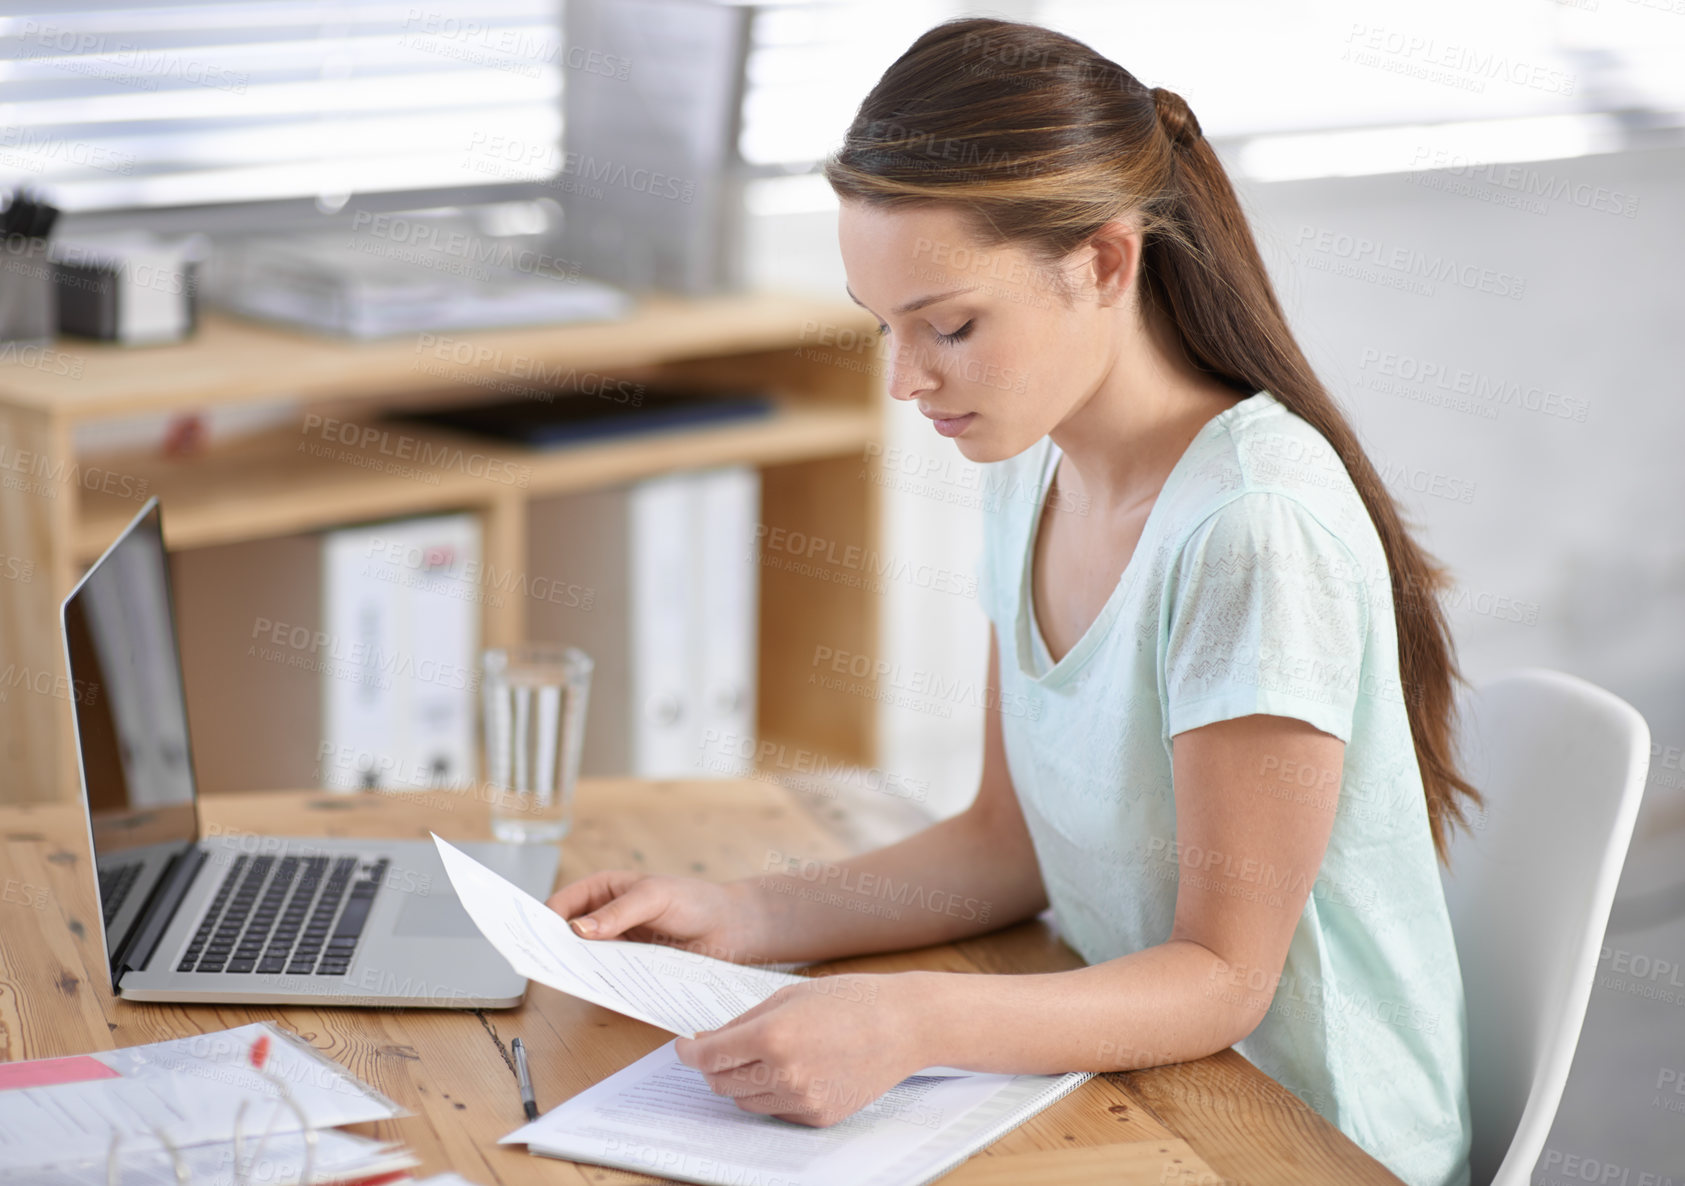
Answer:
[{"xmin": 883, "ymin": 336, "xmax": 939, "ymax": 403}]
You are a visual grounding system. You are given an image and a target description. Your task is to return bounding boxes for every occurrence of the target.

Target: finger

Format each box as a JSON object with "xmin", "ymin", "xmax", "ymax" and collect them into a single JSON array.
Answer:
[
  {"xmin": 731, "ymin": 1092, "xmax": 827, "ymax": 1124},
  {"xmin": 700, "ymin": 1062, "xmax": 789, "ymax": 1099},
  {"xmin": 545, "ymin": 870, "xmax": 639, "ymax": 920},
  {"xmin": 571, "ymin": 877, "xmax": 676, "ymax": 940},
  {"xmin": 676, "ymin": 1025, "xmax": 763, "ymax": 1075},
  {"xmin": 772, "ymin": 1110, "xmax": 831, "ymax": 1127},
  {"xmin": 699, "ymin": 983, "xmax": 796, "ymax": 1037}
]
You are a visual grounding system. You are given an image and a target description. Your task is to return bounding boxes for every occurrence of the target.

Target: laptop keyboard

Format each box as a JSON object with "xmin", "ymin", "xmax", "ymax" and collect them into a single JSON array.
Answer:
[
  {"xmin": 176, "ymin": 853, "xmax": 389, "ymax": 977},
  {"xmin": 98, "ymin": 862, "xmax": 144, "ymax": 928}
]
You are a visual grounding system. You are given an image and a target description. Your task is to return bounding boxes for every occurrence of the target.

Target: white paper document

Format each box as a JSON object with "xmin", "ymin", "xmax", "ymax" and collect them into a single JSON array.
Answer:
[
  {"xmin": 435, "ymin": 838, "xmax": 1095, "ymax": 1185},
  {"xmin": 0, "ymin": 1021, "xmax": 404, "ymax": 1175},
  {"xmin": 502, "ymin": 1040, "xmax": 1090, "ymax": 1186},
  {"xmin": 6, "ymin": 1128, "xmax": 415, "ymax": 1186},
  {"xmin": 432, "ymin": 833, "xmax": 808, "ymax": 1037}
]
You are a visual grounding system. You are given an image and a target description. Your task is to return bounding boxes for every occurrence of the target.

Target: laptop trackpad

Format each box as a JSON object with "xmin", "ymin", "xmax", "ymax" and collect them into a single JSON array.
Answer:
[{"xmin": 392, "ymin": 887, "xmax": 483, "ymax": 938}]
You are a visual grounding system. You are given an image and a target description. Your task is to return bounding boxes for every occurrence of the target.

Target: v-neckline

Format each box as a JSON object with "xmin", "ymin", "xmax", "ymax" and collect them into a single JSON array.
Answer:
[{"xmin": 1015, "ymin": 392, "xmax": 1265, "ymax": 686}]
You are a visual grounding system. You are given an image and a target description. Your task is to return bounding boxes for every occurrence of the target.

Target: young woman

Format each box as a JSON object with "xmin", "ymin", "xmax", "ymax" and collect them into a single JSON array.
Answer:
[{"xmin": 546, "ymin": 18, "xmax": 1480, "ymax": 1186}]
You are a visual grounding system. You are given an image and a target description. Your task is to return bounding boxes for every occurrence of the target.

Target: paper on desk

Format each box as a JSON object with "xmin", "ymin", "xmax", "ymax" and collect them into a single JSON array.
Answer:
[
  {"xmin": 433, "ymin": 834, "xmax": 809, "ymax": 1038},
  {"xmin": 2, "ymin": 1128, "xmax": 415, "ymax": 1185},
  {"xmin": 0, "ymin": 1021, "xmax": 403, "ymax": 1173},
  {"xmin": 500, "ymin": 1040, "xmax": 1023, "ymax": 1186}
]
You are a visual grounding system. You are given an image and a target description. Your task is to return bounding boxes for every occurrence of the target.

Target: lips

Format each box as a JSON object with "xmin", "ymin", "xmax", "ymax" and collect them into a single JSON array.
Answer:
[{"xmin": 922, "ymin": 410, "xmax": 977, "ymax": 438}]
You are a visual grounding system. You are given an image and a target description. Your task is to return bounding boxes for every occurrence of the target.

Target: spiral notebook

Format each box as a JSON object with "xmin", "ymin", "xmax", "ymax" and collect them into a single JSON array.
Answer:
[{"xmin": 501, "ymin": 1039, "xmax": 1092, "ymax": 1186}]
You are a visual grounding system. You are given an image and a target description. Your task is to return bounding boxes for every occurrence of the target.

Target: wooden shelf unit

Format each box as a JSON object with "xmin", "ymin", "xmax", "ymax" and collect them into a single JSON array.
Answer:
[{"xmin": 0, "ymin": 294, "xmax": 885, "ymax": 805}]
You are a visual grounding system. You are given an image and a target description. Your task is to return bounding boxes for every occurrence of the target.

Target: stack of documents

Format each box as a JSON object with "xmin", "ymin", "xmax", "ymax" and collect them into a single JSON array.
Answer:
[
  {"xmin": 504, "ymin": 1042, "xmax": 1092, "ymax": 1186},
  {"xmin": 434, "ymin": 837, "xmax": 1092, "ymax": 1186},
  {"xmin": 209, "ymin": 230, "xmax": 633, "ymax": 339},
  {"xmin": 0, "ymin": 1021, "xmax": 415, "ymax": 1185}
]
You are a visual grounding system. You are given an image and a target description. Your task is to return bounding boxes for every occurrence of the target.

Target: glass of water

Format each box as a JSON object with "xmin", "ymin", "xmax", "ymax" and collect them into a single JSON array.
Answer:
[{"xmin": 481, "ymin": 644, "xmax": 592, "ymax": 844}]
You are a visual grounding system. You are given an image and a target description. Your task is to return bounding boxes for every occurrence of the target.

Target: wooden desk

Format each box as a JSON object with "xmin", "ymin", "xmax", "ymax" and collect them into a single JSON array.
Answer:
[{"xmin": 0, "ymin": 780, "xmax": 1404, "ymax": 1185}]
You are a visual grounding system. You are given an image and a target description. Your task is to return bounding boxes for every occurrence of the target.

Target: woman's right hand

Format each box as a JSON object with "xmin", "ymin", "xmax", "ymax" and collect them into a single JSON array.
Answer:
[{"xmin": 545, "ymin": 871, "xmax": 771, "ymax": 965}]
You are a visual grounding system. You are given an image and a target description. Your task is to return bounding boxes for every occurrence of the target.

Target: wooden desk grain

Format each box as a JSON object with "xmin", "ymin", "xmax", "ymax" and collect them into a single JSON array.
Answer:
[{"xmin": 0, "ymin": 779, "xmax": 1404, "ymax": 1185}]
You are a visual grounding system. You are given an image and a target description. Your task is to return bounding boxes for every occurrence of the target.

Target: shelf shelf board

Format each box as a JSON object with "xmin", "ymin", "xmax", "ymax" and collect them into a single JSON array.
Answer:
[
  {"xmin": 0, "ymin": 292, "xmax": 874, "ymax": 423},
  {"xmin": 74, "ymin": 399, "xmax": 879, "ymax": 560}
]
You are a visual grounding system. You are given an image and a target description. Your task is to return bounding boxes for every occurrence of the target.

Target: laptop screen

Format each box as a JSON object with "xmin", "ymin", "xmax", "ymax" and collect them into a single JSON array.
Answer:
[{"xmin": 62, "ymin": 499, "xmax": 200, "ymax": 965}]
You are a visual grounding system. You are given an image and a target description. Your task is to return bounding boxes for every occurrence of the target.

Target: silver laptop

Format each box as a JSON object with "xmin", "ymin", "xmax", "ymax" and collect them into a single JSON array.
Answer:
[{"xmin": 62, "ymin": 498, "xmax": 559, "ymax": 1008}]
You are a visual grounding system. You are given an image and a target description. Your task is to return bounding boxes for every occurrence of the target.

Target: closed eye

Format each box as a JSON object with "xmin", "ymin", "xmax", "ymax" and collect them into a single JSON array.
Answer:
[{"xmin": 934, "ymin": 320, "xmax": 974, "ymax": 345}]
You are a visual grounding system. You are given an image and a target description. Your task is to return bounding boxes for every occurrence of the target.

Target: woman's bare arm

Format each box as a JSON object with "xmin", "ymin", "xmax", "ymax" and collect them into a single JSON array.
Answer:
[{"xmin": 674, "ymin": 713, "xmax": 1346, "ymax": 1127}]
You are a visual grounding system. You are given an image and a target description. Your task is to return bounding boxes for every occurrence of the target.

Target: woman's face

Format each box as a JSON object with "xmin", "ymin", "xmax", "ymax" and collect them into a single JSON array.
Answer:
[{"xmin": 837, "ymin": 199, "xmax": 1125, "ymax": 464}]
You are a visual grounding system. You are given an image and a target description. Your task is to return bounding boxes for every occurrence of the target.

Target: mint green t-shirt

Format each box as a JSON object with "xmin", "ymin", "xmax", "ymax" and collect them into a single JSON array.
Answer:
[{"xmin": 978, "ymin": 390, "xmax": 1471, "ymax": 1186}]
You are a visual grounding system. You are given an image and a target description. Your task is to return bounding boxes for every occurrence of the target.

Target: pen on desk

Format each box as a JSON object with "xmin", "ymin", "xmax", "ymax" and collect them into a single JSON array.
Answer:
[{"xmin": 512, "ymin": 1037, "xmax": 539, "ymax": 1121}]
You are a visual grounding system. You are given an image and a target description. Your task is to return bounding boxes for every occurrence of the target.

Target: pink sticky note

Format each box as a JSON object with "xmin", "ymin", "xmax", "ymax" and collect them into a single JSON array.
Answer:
[{"xmin": 0, "ymin": 1054, "xmax": 121, "ymax": 1090}]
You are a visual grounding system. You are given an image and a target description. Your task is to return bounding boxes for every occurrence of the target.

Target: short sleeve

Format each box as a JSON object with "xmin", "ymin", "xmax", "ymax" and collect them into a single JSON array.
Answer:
[{"xmin": 1161, "ymin": 491, "xmax": 1368, "ymax": 743}]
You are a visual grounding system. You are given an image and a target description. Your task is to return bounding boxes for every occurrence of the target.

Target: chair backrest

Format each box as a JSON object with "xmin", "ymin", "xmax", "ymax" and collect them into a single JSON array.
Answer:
[{"xmin": 1440, "ymin": 669, "xmax": 1650, "ymax": 1185}]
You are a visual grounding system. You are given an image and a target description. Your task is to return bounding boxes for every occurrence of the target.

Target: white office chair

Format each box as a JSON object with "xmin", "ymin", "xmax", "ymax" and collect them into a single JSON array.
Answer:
[{"xmin": 1440, "ymin": 668, "xmax": 1650, "ymax": 1186}]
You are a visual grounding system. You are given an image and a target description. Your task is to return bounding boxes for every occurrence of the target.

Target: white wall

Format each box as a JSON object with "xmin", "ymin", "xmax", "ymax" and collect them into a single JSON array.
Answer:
[{"xmin": 1243, "ymin": 145, "xmax": 1685, "ymax": 767}]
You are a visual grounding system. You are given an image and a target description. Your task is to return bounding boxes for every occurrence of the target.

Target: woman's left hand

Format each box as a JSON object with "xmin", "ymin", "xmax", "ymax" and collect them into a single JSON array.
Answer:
[{"xmin": 674, "ymin": 972, "xmax": 933, "ymax": 1126}]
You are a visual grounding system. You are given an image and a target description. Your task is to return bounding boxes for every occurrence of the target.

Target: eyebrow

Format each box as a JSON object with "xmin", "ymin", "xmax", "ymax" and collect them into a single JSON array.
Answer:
[{"xmin": 845, "ymin": 284, "xmax": 978, "ymax": 316}]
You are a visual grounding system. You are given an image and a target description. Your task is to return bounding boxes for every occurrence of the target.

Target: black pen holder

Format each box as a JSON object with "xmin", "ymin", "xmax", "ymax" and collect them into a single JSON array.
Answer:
[{"xmin": 0, "ymin": 234, "xmax": 56, "ymax": 346}]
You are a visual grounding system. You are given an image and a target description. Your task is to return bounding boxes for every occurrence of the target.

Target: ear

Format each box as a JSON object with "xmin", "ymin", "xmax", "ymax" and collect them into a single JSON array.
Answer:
[{"xmin": 1083, "ymin": 217, "xmax": 1144, "ymax": 308}]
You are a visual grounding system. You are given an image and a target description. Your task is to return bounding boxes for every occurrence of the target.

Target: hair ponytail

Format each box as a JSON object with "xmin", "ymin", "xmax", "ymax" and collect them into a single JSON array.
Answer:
[
  {"xmin": 825, "ymin": 17, "xmax": 1483, "ymax": 863},
  {"xmin": 1149, "ymin": 86, "xmax": 1201, "ymax": 149}
]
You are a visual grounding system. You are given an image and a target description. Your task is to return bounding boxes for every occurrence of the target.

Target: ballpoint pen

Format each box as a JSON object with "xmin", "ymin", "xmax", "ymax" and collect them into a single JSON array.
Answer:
[{"xmin": 512, "ymin": 1037, "xmax": 539, "ymax": 1122}]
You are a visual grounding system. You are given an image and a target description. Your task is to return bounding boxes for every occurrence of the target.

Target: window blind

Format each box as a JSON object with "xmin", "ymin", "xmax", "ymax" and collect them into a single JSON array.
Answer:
[
  {"xmin": 738, "ymin": 0, "xmax": 961, "ymax": 169},
  {"xmin": 0, "ymin": 0, "xmax": 565, "ymax": 212},
  {"xmin": 1038, "ymin": 0, "xmax": 1682, "ymax": 139}
]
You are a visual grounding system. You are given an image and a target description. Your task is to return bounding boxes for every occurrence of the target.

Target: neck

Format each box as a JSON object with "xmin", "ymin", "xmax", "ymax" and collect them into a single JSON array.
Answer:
[{"xmin": 1047, "ymin": 307, "xmax": 1245, "ymax": 513}]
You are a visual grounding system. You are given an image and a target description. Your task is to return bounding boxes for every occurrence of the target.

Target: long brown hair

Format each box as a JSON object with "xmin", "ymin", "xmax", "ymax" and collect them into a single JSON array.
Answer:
[{"xmin": 824, "ymin": 17, "xmax": 1482, "ymax": 863}]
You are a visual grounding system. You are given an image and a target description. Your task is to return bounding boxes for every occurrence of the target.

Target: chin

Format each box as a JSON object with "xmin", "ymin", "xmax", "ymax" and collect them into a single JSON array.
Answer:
[{"xmin": 951, "ymin": 427, "xmax": 1034, "ymax": 466}]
